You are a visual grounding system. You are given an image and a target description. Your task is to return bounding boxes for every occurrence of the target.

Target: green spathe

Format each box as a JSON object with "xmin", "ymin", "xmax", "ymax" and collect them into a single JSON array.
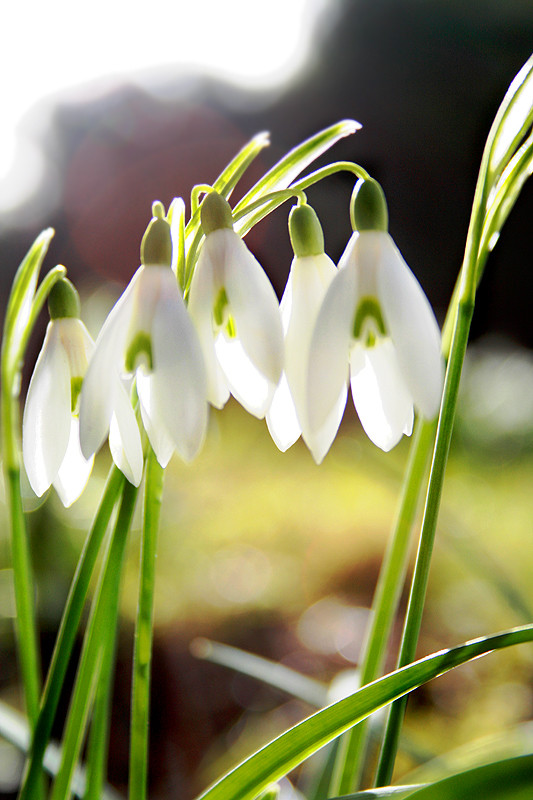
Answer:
[
  {"xmin": 201, "ymin": 192, "xmax": 234, "ymax": 234},
  {"xmin": 289, "ymin": 204, "xmax": 325, "ymax": 257},
  {"xmin": 141, "ymin": 202, "xmax": 172, "ymax": 268},
  {"xmin": 351, "ymin": 178, "xmax": 388, "ymax": 232},
  {"xmin": 48, "ymin": 277, "xmax": 81, "ymax": 320}
]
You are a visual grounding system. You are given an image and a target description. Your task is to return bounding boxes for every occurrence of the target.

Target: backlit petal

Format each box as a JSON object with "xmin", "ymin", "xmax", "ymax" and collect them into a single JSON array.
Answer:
[
  {"xmin": 150, "ymin": 272, "xmax": 208, "ymax": 462},
  {"xmin": 136, "ymin": 373, "xmax": 175, "ymax": 469},
  {"xmin": 215, "ymin": 334, "xmax": 274, "ymax": 418},
  {"xmin": 350, "ymin": 339, "xmax": 414, "ymax": 452},
  {"xmin": 302, "ymin": 383, "xmax": 347, "ymax": 464},
  {"xmin": 188, "ymin": 240, "xmax": 230, "ymax": 409},
  {"xmin": 377, "ymin": 233, "xmax": 444, "ymax": 420},
  {"xmin": 79, "ymin": 269, "xmax": 139, "ymax": 459},
  {"xmin": 219, "ymin": 228, "xmax": 283, "ymax": 391},
  {"xmin": 305, "ymin": 261, "xmax": 356, "ymax": 436},
  {"xmin": 23, "ymin": 322, "xmax": 70, "ymax": 497},
  {"xmin": 54, "ymin": 418, "xmax": 94, "ymax": 507},
  {"xmin": 108, "ymin": 380, "xmax": 144, "ymax": 486},
  {"xmin": 266, "ymin": 373, "xmax": 301, "ymax": 451}
]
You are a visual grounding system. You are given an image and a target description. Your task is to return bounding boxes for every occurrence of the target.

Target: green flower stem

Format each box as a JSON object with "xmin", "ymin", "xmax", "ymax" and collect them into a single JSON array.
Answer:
[
  {"xmin": 19, "ymin": 467, "xmax": 125, "ymax": 800},
  {"xmin": 49, "ymin": 479, "xmax": 138, "ymax": 800},
  {"xmin": 84, "ymin": 602, "xmax": 120, "ymax": 800},
  {"xmin": 331, "ymin": 417, "xmax": 437, "ymax": 796},
  {"xmin": 374, "ymin": 294, "xmax": 475, "ymax": 788},
  {"xmin": 3, "ymin": 464, "xmax": 41, "ymax": 727},
  {"xmin": 129, "ymin": 448, "xmax": 164, "ymax": 800}
]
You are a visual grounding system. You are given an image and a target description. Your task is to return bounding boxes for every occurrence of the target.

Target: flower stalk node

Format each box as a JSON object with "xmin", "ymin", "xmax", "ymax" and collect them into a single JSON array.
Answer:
[
  {"xmin": 48, "ymin": 276, "xmax": 81, "ymax": 320},
  {"xmin": 350, "ymin": 177, "xmax": 388, "ymax": 232},
  {"xmin": 288, "ymin": 204, "xmax": 325, "ymax": 257},
  {"xmin": 200, "ymin": 192, "xmax": 234, "ymax": 234}
]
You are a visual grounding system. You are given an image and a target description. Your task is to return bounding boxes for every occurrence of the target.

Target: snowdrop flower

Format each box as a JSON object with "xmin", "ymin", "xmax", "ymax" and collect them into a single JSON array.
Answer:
[
  {"xmin": 80, "ymin": 203, "xmax": 208, "ymax": 480},
  {"xmin": 188, "ymin": 192, "xmax": 284, "ymax": 418},
  {"xmin": 23, "ymin": 278, "xmax": 94, "ymax": 507},
  {"xmin": 266, "ymin": 204, "xmax": 345, "ymax": 453},
  {"xmin": 305, "ymin": 178, "xmax": 444, "ymax": 462}
]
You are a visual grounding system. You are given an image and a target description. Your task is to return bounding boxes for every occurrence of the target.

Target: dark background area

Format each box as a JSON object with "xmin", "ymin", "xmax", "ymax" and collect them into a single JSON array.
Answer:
[{"xmin": 2, "ymin": 0, "xmax": 533, "ymax": 348}]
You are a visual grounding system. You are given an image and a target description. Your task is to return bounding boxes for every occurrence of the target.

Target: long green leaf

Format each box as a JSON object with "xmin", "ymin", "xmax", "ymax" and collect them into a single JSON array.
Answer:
[
  {"xmin": 195, "ymin": 625, "xmax": 533, "ymax": 800},
  {"xmin": 233, "ymin": 120, "xmax": 360, "ymax": 233},
  {"xmin": 408, "ymin": 755, "xmax": 533, "ymax": 799}
]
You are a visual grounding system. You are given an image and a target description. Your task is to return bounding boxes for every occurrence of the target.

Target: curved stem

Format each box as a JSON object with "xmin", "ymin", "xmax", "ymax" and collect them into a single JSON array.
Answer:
[{"xmin": 129, "ymin": 448, "xmax": 164, "ymax": 800}]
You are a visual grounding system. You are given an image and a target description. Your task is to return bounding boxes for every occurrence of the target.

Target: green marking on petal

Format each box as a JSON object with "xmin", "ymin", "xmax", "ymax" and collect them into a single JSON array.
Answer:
[
  {"xmin": 71, "ymin": 376, "xmax": 83, "ymax": 413},
  {"xmin": 353, "ymin": 296, "xmax": 387, "ymax": 346},
  {"xmin": 213, "ymin": 287, "xmax": 229, "ymax": 327},
  {"xmin": 125, "ymin": 331, "xmax": 153, "ymax": 373},
  {"xmin": 226, "ymin": 315, "xmax": 237, "ymax": 338}
]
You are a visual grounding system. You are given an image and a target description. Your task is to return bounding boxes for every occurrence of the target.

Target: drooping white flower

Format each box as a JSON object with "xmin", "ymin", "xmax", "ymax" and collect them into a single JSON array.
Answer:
[
  {"xmin": 188, "ymin": 192, "xmax": 283, "ymax": 419},
  {"xmin": 79, "ymin": 205, "xmax": 208, "ymax": 479},
  {"xmin": 305, "ymin": 179, "xmax": 444, "ymax": 463},
  {"xmin": 266, "ymin": 204, "xmax": 345, "ymax": 453},
  {"xmin": 23, "ymin": 278, "xmax": 94, "ymax": 507}
]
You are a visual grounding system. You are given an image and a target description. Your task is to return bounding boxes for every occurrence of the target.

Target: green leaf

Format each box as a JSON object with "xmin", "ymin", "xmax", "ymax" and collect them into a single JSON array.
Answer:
[
  {"xmin": 233, "ymin": 120, "xmax": 360, "ymax": 233},
  {"xmin": 213, "ymin": 131, "xmax": 271, "ymax": 200},
  {"xmin": 487, "ymin": 53, "xmax": 533, "ymax": 186},
  {"xmin": 2, "ymin": 229, "xmax": 54, "ymax": 368},
  {"xmin": 408, "ymin": 755, "xmax": 533, "ymax": 799},
  {"xmin": 195, "ymin": 625, "xmax": 533, "ymax": 800}
]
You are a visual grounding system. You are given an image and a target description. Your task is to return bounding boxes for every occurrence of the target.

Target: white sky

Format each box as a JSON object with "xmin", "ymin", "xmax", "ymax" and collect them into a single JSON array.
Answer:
[{"xmin": 1, "ymin": 0, "xmax": 333, "ymax": 213}]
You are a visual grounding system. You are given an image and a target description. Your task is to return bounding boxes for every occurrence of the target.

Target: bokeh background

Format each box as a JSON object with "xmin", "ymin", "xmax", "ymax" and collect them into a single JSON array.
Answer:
[{"xmin": 2, "ymin": 1, "xmax": 533, "ymax": 797}]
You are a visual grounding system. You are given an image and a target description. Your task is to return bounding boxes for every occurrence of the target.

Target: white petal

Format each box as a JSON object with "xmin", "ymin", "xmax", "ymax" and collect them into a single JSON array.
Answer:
[
  {"xmin": 23, "ymin": 322, "xmax": 71, "ymax": 497},
  {"xmin": 79, "ymin": 269, "xmax": 140, "ymax": 459},
  {"xmin": 150, "ymin": 272, "xmax": 208, "ymax": 462},
  {"xmin": 54, "ymin": 417, "xmax": 94, "ymax": 507},
  {"xmin": 215, "ymin": 334, "xmax": 274, "ymax": 418},
  {"xmin": 302, "ymin": 383, "xmax": 348, "ymax": 464},
  {"xmin": 215, "ymin": 228, "xmax": 284, "ymax": 390},
  {"xmin": 350, "ymin": 340, "xmax": 414, "ymax": 452},
  {"xmin": 284, "ymin": 253, "xmax": 338, "ymax": 421},
  {"xmin": 188, "ymin": 242, "xmax": 230, "ymax": 409},
  {"xmin": 137, "ymin": 373, "xmax": 175, "ymax": 468},
  {"xmin": 108, "ymin": 380, "xmax": 144, "ymax": 486},
  {"xmin": 266, "ymin": 373, "xmax": 301, "ymax": 451},
  {"xmin": 376, "ymin": 233, "xmax": 444, "ymax": 420},
  {"xmin": 305, "ymin": 261, "xmax": 356, "ymax": 436}
]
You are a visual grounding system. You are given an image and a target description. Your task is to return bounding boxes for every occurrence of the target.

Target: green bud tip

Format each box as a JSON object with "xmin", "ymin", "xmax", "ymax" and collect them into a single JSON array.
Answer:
[
  {"xmin": 289, "ymin": 204, "xmax": 325, "ymax": 257},
  {"xmin": 152, "ymin": 200, "xmax": 165, "ymax": 220},
  {"xmin": 350, "ymin": 178, "xmax": 388, "ymax": 232},
  {"xmin": 141, "ymin": 206, "xmax": 172, "ymax": 268},
  {"xmin": 201, "ymin": 192, "xmax": 234, "ymax": 235},
  {"xmin": 48, "ymin": 276, "xmax": 81, "ymax": 320}
]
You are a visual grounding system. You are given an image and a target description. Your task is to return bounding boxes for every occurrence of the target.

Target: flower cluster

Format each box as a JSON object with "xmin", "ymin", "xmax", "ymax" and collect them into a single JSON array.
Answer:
[{"xmin": 23, "ymin": 176, "xmax": 444, "ymax": 506}]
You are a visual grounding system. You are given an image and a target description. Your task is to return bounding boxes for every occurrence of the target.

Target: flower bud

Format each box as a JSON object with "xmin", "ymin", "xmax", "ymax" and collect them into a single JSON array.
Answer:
[
  {"xmin": 200, "ymin": 192, "xmax": 233, "ymax": 235},
  {"xmin": 141, "ymin": 202, "xmax": 172, "ymax": 268},
  {"xmin": 48, "ymin": 276, "xmax": 81, "ymax": 319},
  {"xmin": 350, "ymin": 177, "xmax": 388, "ymax": 232},
  {"xmin": 288, "ymin": 204, "xmax": 325, "ymax": 257}
]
